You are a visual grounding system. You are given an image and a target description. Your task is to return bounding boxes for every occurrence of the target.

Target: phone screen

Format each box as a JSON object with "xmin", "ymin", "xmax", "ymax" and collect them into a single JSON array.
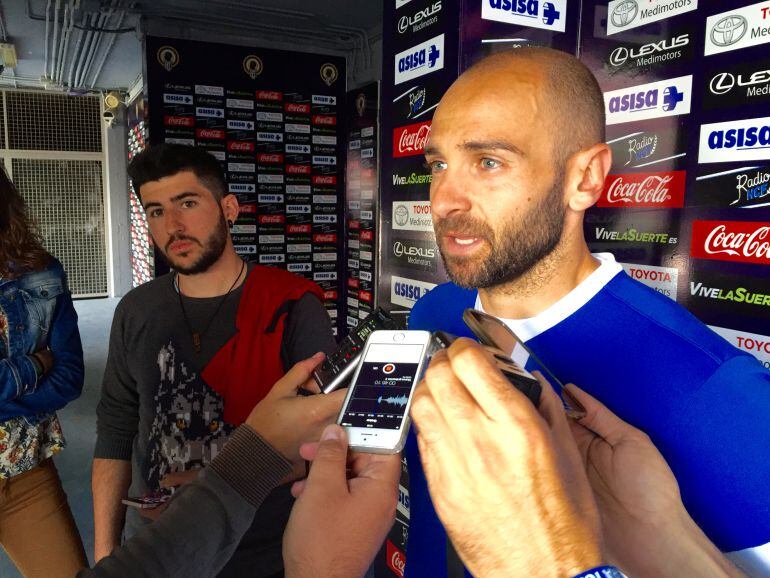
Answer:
[{"xmin": 340, "ymin": 342, "xmax": 425, "ymax": 430}]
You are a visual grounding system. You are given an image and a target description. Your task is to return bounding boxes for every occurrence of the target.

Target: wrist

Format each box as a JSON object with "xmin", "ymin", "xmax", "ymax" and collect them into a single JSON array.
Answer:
[{"xmin": 27, "ymin": 353, "xmax": 45, "ymax": 380}]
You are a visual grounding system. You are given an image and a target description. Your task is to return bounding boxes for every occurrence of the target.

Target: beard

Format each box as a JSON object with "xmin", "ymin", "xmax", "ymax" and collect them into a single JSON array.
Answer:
[
  {"xmin": 160, "ymin": 212, "xmax": 229, "ymax": 275},
  {"xmin": 435, "ymin": 179, "xmax": 565, "ymax": 289}
]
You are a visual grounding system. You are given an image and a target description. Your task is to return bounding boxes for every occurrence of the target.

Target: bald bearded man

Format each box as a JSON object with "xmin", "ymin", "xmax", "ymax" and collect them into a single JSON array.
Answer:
[{"xmin": 408, "ymin": 47, "xmax": 770, "ymax": 577}]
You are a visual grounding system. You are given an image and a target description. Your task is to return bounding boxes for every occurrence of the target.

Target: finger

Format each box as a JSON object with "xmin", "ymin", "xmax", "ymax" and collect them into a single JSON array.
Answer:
[
  {"xmin": 299, "ymin": 441, "xmax": 319, "ymax": 461},
  {"xmin": 304, "ymin": 424, "xmax": 349, "ymax": 495},
  {"xmin": 304, "ymin": 388, "xmax": 346, "ymax": 424},
  {"xmin": 348, "ymin": 451, "xmax": 402, "ymax": 491},
  {"xmin": 302, "ymin": 376, "xmax": 322, "ymax": 394},
  {"xmin": 270, "ymin": 352, "xmax": 326, "ymax": 398},
  {"xmin": 447, "ymin": 338, "xmax": 538, "ymax": 422},
  {"xmin": 410, "ymin": 379, "xmax": 450, "ymax": 450},
  {"xmin": 534, "ymin": 371, "xmax": 568, "ymax": 431},
  {"xmin": 565, "ymin": 383, "xmax": 635, "ymax": 447},
  {"xmin": 421, "ymin": 342, "xmax": 480, "ymax": 427},
  {"xmin": 291, "ymin": 479, "xmax": 307, "ymax": 498}
]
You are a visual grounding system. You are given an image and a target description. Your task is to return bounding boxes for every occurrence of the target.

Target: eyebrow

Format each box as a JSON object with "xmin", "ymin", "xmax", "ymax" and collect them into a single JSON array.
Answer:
[
  {"xmin": 143, "ymin": 191, "xmax": 200, "ymax": 210},
  {"xmin": 460, "ymin": 140, "xmax": 525, "ymax": 156}
]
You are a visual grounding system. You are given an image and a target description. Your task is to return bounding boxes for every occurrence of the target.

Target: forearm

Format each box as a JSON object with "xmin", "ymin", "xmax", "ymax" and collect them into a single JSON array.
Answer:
[
  {"xmin": 0, "ymin": 355, "xmax": 40, "ymax": 405},
  {"xmin": 664, "ymin": 512, "xmax": 745, "ymax": 578},
  {"xmin": 92, "ymin": 458, "xmax": 132, "ymax": 562},
  {"xmin": 81, "ymin": 426, "xmax": 292, "ymax": 577}
]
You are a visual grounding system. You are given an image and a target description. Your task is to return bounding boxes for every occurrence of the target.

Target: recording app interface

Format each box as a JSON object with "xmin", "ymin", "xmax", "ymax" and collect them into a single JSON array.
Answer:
[{"xmin": 341, "ymin": 343, "xmax": 423, "ymax": 430}]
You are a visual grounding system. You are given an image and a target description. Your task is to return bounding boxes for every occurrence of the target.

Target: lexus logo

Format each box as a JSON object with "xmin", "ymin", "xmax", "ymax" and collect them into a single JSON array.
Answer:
[
  {"xmin": 609, "ymin": 47, "xmax": 629, "ymax": 66},
  {"xmin": 710, "ymin": 15, "xmax": 748, "ymax": 47},
  {"xmin": 611, "ymin": 0, "xmax": 638, "ymax": 28},
  {"xmin": 709, "ymin": 72, "xmax": 735, "ymax": 95},
  {"xmin": 398, "ymin": 16, "xmax": 409, "ymax": 33}
]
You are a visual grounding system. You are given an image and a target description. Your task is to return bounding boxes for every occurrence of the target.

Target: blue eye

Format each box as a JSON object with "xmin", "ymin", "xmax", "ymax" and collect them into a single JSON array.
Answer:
[
  {"xmin": 481, "ymin": 158, "xmax": 500, "ymax": 169},
  {"xmin": 428, "ymin": 160, "xmax": 447, "ymax": 172}
]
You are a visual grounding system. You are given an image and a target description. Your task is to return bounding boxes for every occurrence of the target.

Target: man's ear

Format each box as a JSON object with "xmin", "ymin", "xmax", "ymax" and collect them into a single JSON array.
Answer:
[
  {"xmin": 221, "ymin": 194, "xmax": 240, "ymax": 225},
  {"xmin": 566, "ymin": 143, "xmax": 612, "ymax": 212}
]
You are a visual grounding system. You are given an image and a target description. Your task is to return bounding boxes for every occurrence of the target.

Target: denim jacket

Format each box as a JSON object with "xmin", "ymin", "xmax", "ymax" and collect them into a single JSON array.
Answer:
[{"xmin": 0, "ymin": 258, "xmax": 84, "ymax": 423}]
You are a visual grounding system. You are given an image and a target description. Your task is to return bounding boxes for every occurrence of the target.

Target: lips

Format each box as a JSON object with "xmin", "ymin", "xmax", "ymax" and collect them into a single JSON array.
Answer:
[
  {"xmin": 167, "ymin": 237, "xmax": 199, "ymax": 254},
  {"xmin": 441, "ymin": 233, "xmax": 485, "ymax": 257}
]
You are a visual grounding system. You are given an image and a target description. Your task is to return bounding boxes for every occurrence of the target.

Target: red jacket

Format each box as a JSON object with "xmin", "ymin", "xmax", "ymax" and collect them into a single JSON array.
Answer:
[{"xmin": 202, "ymin": 265, "xmax": 324, "ymax": 425}]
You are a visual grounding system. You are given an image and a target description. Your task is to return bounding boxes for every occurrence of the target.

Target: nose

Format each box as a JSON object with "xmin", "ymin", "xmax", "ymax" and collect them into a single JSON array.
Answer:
[
  {"xmin": 430, "ymin": 168, "xmax": 472, "ymax": 220},
  {"xmin": 164, "ymin": 207, "xmax": 184, "ymax": 236}
]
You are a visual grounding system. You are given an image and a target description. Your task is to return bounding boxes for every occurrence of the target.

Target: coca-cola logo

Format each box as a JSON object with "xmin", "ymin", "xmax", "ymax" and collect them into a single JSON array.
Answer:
[
  {"xmin": 359, "ymin": 290, "xmax": 372, "ymax": 303},
  {"xmin": 256, "ymin": 90, "xmax": 282, "ymax": 101},
  {"xmin": 598, "ymin": 170, "xmax": 685, "ymax": 208},
  {"xmin": 164, "ymin": 115, "xmax": 194, "ymax": 127},
  {"xmin": 692, "ymin": 220, "xmax": 770, "ymax": 265},
  {"xmin": 227, "ymin": 141, "xmax": 254, "ymax": 152},
  {"xmin": 313, "ymin": 175, "xmax": 337, "ymax": 185},
  {"xmin": 312, "ymin": 115, "xmax": 336, "ymax": 125},
  {"xmin": 286, "ymin": 224, "xmax": 311, "ymax": 233},
  {"xmin": 286, "ymin": 103, "xmax": 310, "ymax": 114},
  {"xmin": 287, "ymin": 164, "xmax": 311, "ymax": 174},
  {"xmin": 257, "ymin": 153, "xmax": 283, "ymax": 164},
  {"xmin": 386, "ymin": 541, "xmax": 405, "ymax": 578},
  {"xmin": 313, "ymin": 233, "xmax": 336, "ymax": 243},
  {"xmin": 196, "ymin": 128, "xmax": 225, "ymax": 139},
  {"xmin": 258, "ymin": 215, "xmax": 285, "ymax": 224},
  {"xmin": 393, "ymin": 121, "xmax": 432, "ymax": 158},
  {"xmin": 323, "ymin": 290, "xmax": 338, "ymax": 300},
  {"xmin": 349, "ymin": 219, "xmax": 360, "ymax": 230},
  {"xmin": 348, "ymin": 277, "xmax": 360, "ymax": 288}
]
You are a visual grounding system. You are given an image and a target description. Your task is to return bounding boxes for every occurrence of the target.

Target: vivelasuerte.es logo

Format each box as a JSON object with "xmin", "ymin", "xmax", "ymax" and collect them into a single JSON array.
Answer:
[
  {"xmin": 398, "ymin": 1, "xmax": 441, "ymax": 35},
  {"xmin": 598, "ymin": 170, "xmax": 686, "ymax": 208},
  {"xmin": 391, "ymin": 275, "xmax": 437, "ymax": 309},
  {"xmin": 620, "ymin": 262, "xmax": 678, "ymax": 299},
  {"xmin": 393, "ymin": 171, "xmax": 432, "ymax": 186},
  {"xmin": 394, "ymin": 34, "xmax": 444, "ymax": 85},
  {"xmin": 690, "ymin": 280, "xmax": 770, "ymax": 307},
  {"xmin": 594, "ymin": 227, "xmax": 677, "ymax": 244},
  {"xmin": 698, "ymin": 116, "xmax": 770, "ymax": 164},
  {"xmin": 704, "ymin": 1, "xmax": 770, "ymax": 57},
  {"xmin": 607, "ymin": 34, "xmax": 690, "ymax": 71},
  {"xmin": 481, "ymin": 0, "xmax": 566, "ymax": 33},
  {"xmin": 604, "ymin": 75, "xmax": 692, "ymax": 125},
  {"xmin": 607, "ymin": 0, "xmax": 697, "ymax": 36},
  {"xmin": 691, "ymin": 220, "xmax": 770, "ymax": 265}
]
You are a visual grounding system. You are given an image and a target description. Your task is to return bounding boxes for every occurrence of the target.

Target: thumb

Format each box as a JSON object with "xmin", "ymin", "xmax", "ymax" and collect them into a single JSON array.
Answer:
[
  {"xmin": 270, "ymin": 352, "xmax": 325, "ymax": 398},
  {"xmin": 305, "ymin": 424, "xmax": 349, "ymax": 495},
  {"xmin": 565, "ymin": 384, "xmax": 634, "ymax": 446}
]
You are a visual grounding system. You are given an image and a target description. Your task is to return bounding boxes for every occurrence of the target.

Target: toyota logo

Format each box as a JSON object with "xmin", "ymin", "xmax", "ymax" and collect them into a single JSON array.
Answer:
[
  {"xmin": 609, "ymin": 46, "xmax": 629, "ymax": 66},
  {"xmin": 709, "ymin": 72, "xmax": 736, "ymax": 95},
  {"xmin": 710, "ymin": 15, "xmax": 748, "ymax": 47},
  {"xmin": 394, "ymin": 205, "xmax": 409, "ymax": 227},
  {"xmin": 611, "ymin": 0, "xmax": 638, "ymax": 28}
]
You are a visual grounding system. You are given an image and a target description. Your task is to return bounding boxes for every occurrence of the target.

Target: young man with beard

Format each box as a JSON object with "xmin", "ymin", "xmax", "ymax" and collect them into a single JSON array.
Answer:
[
  {"xmin": 407, "ymin": 48, "xmax": 770, "ymax": 576},
  {"xmin": 93, "ymin": 144, "xmax": 342, "ymax": 576}
]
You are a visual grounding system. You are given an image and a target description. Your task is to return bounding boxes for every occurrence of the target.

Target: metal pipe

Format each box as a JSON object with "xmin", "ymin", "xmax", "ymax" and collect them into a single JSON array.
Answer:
[
  {"xmin": 67, "ymin": 12, "xmax": 87, "ymax": 87},
  {"xmin": 57, "ymin": 0, "xmax": 76, "ymax": 83},
  {"xmin": 54, "ymin": 1, "xmax": 68, "ymax": 84},
  {"xmin": 50, "ymin": 0, "xmax": 61, "ymax": 81},
  {"xmin": 89, "ymin": 8, "xmax": 126, "ymax": 88},
  {"xmin": 78, "ymin": 8, "xmax": 111, "ymax": 87},
  {"xmin": 73, "ymin": 11, "xmax": 98, "ymax": 87},
  {"xmin": 43, "ymin": 0, "xmax": 51, "ymax": 78}
]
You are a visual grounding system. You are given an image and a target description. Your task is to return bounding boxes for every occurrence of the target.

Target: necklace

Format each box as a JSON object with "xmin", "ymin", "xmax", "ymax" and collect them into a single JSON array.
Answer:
[{"xmin": 176, "ymin": 259, "xmax": 246, "ymax": 353}]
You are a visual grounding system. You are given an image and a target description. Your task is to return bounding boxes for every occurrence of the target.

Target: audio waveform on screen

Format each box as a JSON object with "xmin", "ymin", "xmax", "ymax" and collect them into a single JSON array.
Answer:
[{"xmin": 376, "ymin": 394, "xmax": 409, "ymax": 407}]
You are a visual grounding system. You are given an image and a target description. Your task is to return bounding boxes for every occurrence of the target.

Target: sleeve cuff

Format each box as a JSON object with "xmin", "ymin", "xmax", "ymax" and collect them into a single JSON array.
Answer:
[
  {"xmin": 210, "ymin": 425, "xmax": 292, "ymax": 509},
  {"xmin": 93, "ymin": 435, "xmax": 135, "ymax": 461}
]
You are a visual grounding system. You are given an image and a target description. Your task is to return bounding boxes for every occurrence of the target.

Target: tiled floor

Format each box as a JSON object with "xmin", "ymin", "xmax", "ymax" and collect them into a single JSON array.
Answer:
[{"xmin": 0, "ymin": 298, "xmax": 118, "ymax": 577}]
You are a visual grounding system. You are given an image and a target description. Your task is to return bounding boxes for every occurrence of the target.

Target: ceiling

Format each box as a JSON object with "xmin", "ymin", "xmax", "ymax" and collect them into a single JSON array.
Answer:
[{"xmin": 0, "ymin": 0, "xmax": 382, "ymax": 93}]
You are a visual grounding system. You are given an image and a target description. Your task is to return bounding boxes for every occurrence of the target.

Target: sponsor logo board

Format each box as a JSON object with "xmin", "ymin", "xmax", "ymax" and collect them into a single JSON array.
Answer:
[
  {"xmin": 704, "ymin": 60, "xmax": 770, "ymax": 110},
  {"xmin": 693, "ymin": 165, "xmax": 770, "ymax": 209},
  {"xmin": 604, "ymin": 75, "xmax": 692, "ymax": 125},
  {"xmin": 709, "ymin": 326, "xmax": 770, "ymax": 369},
  {"xmin": 598, "ymin": 170, "xmax": 686, "ymax": 208},
  {"xmin": 607, "ymin": 0, "xmax": 697, "ymax": 36},
  {"xmin": 691, "ymin": 220, "xmax": 770, "ymax": 265},
  {"xmin": 393, "ymin": 120, "xmax": 431, "ymax": 157},
  {"xmin": 698, "ymin": 116, "xmax": 770, "ymax": 164},
  {"xmin": 621, "ymin": 262, "xmax": 677, "ymax": 299},
  {"xmin": 392, "ymin": 201, "xmax": 433, "ymax": 232},
  {"xmin": 393, "ymin": 239, "xmax": 438, "ymax": 271},
  {"xmin": 398, "ymin": 1, "xmax": 442, "ymax": 35},
  {"xmin": 394, "ymin": 34, "xmax": 444, "ymax": 85},
  {"xmin": 481, "ymin": 0, "xmax": 566, "ymax": 33},
  {"xmin": 391, "ymin": 275, "xmax": 436, "ymax": 308},
  {"xmin": 705, "ymin": 1, "xmax": 770, "ymax": 57}
]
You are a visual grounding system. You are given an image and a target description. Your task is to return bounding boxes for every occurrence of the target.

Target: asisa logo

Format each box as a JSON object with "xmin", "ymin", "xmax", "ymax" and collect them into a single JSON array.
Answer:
[
  {"xmin": 394, "ymin": 34, "xmax": 444, "ymax": 85},
  {"xmin": 481, "ymin": 0, "xmax": 566, "ymax": 33},
  {"xmin": 604, "ymin": 75, "xmax": 692, "ymax": 125},
  {"xmin": 698, "ymin": 116, "xmax": 770, "ymax": 164},
  {"xmin": 390, "ymin": 275, "xmax": 436, "ymax": 309}
]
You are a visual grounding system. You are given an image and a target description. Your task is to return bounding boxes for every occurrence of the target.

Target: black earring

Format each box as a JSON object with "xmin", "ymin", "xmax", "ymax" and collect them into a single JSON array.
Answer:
[{"xmin": 227, "ymin": 219, "xmax": 234, "ymax": 227}]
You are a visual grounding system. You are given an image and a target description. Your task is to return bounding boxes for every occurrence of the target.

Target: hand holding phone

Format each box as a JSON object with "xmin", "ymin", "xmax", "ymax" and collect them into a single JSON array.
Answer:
[{"xmin": 337, "ymin": 330, "xmax": 432, "ymax": 453}]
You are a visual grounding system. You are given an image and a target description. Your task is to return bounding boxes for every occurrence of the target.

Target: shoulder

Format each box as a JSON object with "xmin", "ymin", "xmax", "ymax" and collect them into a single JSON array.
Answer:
[
  {"xmin": 115, "ymin": 274, "xmax": 174, "ymax": 316},
  {"xmin": 409, "ymin": 282, "xmax": 477, "ymax": 334}
]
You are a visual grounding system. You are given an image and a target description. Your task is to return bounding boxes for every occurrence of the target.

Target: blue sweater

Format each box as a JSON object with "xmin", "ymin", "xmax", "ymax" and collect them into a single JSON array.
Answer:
[{"xmin": 406, "ymin": 272, "xmax": 770, "ymax": 576}]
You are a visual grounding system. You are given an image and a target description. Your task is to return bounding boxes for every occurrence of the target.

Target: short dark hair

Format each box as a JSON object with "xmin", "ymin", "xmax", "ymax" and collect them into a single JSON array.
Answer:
[
  {"xmin": 466, "ymin": 48, "xmax": 606, "ymax": 166},
  {"xmin": 127, "ymin": 143, "xmax": 227, "ymax": 201}
]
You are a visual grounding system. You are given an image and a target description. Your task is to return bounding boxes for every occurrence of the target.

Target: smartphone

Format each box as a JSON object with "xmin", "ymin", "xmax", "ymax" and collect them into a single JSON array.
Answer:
[
  {"xmin": 122, "ymin": 494, "xmax": 171, "ymax": 510},
  {"xmin": 313, "ymin": 308, "xmax": 402, "ymax": 394},
  {"xmin": 463, "ymin": 309, "xmax": 585, "ymax": 418},
  {"xmin": 337, "ymin": 330, "xmax": 432, "ymax": 453}
]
